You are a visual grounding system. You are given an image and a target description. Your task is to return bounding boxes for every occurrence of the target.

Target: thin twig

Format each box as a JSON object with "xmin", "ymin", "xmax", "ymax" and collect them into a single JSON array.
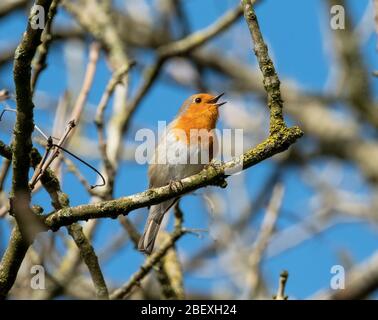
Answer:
[
  {"xmin": 0, "ymin": 158, "xmax": 11, "ymax": 192},
  {"xmin": 241, "ymin": 0, "xmax": 285, "ymax": 134},
  {"xmin": 70, "ymin": 42, "xmax": 101, "ymax": 122},
  {"xmin": 66, "ymin": 223, "xmax": 109, "ymax": 299},
  {"xmin": 110, "ymin": 211, "xmax": 185, "ymax": 299},
  {"xmin": 94, "ymin": 62, "xmax": 135, "ymax": 197},
  {"xmin": 273, "ymin": 270, "xmax": 289, "ymax": 300},
  {"xmin": 159, "ymin": 204, "xmax": 185, "ymax": 299},
  {"xmin": 118, "ymin": 216, "xmax": 140, "ymax": 248},
  {"xmin": 62, "ymin": 156, "xmax": 97, "ymax": 195},
  {"xmin": 29, "ymin": 42, "xmax": 100, "ymax": 189},
  {"xmin": 248, "ymin": 184, "xmax": 284, "ymax": 298},
  {"xmin": 95, "ymin": 62, "xmax": 135, "ymax": 128},
  {"xmin": 120, "ymin": 4, "xmax": 246, "ymax": 137},
  {"xmin": 158, "ymin": 5, "xmax": 243, "ymax": 58},
  {"xmin": 31, "ymin": 0, "xmax": 60, "ymax": 93},
  {"xmin": 311, "ymin": 251, "xmax": 378, "ymax": 300},
  {"xmin": 29, "ymin": 121, "xmax": 75, "ymax": 189},
  {"xmin": 0, "ymin": 89, "xmax": 10, "ymax": 101},
  {"xmin": 0, "ymin": 0, "xmax": 28, "ymax": 18}
]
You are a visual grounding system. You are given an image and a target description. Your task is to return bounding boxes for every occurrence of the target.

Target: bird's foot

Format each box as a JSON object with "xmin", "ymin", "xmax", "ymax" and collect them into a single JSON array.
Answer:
[
  {"xmin": 205, "ymin": 158, "xmax": 222, "ymax": 171},
  {"xmin": 169, "ymin": 180, "xmax": 184, "ymax": 193},
  {"xmin": 205, "ymin": 159, "xmax": 228, "ymax": 188}
]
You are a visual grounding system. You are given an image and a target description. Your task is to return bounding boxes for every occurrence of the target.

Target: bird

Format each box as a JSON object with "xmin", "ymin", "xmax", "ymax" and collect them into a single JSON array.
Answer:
[{"xmin": 138, "ymin": 93, "xmax": 227, "ymax": 254}]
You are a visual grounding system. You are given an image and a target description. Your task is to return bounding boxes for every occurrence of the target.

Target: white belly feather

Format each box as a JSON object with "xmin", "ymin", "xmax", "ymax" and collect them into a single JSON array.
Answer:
[{"xmin": 148, "ymin": 129, "xmax": 215, "ymax": 186}]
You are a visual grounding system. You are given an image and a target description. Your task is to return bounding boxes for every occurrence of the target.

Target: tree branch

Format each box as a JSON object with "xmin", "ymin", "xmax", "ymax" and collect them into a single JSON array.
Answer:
[
  {"xmin": 241, "ymin": 0, "xmax": 285, "ymax": 134},
  {"xmin": 67, "ymin": 223, "xmax": 109, "ymax": 299},
  {"xmin": 0, "ymin": 0, "xmax": 54, "ymax": 300},
  {"xmin": 0, "ymin": 226, "xmax": 30, "ymax": 299},
  {"xmin": 31, "ymin": 0, "xmax": 60, "ymax": 93},
  {"xmin": 273, "ymin": 270, "xmax": 289, "ymax": 300},
  {"xmin": 11, "ymin": 0, "xmax": 53, "ymax": 209},
  {"xmin": 110, "ymin": 210, "xmax": 186, "ymax": 299},
  {"xmin": 44, "ymin": 127, "xmax": 302, "ymax": 230},
  {"xmin": 0, "ymin": 0, "xmax": 28, "ymax": 19}
]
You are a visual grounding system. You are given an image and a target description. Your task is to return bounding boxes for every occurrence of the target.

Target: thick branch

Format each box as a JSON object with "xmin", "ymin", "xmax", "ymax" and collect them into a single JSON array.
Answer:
[
  {"xmin": 11, "ymin": 0, "xmax": 53, "ymax": 198},
  {"xmin": 0, "ymin": 0, "xmax": 54, "ymax": 301},
  {"xmin": 0, "ymin": 226, "xmax": 30, "ymax": 300},
  {"xmin": 1, "ymin": 144, "xmax": 109, "ymax": 299},
  {"xmin": 241, "ymin": 0, "xmax": 285, "ymax": 134}
]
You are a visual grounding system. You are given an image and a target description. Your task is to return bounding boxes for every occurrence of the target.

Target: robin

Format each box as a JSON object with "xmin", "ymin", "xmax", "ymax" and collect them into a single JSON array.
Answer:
[{"xmin": 138, "ymin": 93, "xmax": 227, "ymax": 254}]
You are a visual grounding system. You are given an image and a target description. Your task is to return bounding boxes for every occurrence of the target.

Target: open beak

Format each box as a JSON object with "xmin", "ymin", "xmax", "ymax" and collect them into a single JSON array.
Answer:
[{"xmin": 208, "ymin": 92, "xmax": 227, "ymax": 107}]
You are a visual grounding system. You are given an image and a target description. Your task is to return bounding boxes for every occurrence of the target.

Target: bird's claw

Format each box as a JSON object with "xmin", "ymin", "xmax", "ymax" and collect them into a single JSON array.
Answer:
[
  {"xmin": 169, "ymin": 180, "xmax": 184, "ymax": 193},
  {"xmin": 206, "ymin": 159, "xmax": 228, "ymax": 188},
  {"xmin": 205, "ymin": 159, "xmax": 222, "ymax": 171}
]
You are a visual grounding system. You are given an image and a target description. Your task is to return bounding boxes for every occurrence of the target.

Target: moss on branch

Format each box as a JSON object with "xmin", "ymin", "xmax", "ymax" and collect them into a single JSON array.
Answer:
[{"xmin": 44, "ymin": 126, "xmax": 302, "ymax": 230}]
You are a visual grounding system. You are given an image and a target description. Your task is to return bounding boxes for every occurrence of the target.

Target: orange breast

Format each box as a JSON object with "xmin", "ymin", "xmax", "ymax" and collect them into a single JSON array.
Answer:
[
  {"xmin": 173, "ymin": 105, "xmax": 219, "ymax": 138},
  {"xmin": 172, "ymin": 106, "xmax": 219, "ymax": 160}
]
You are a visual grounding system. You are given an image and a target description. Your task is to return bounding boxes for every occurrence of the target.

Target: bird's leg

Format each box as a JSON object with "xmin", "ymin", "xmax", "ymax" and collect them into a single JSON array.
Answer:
[
  {"xmin": 205, "ymin": 159, "xmax": 228, "ymax": 188},
  {"xmin": 205, "ymin": 158, "xmax": 222, "ymax": 171},
  {"xmin": 168, "ymin": 180, "xmax": 184, "ymax": 193}
]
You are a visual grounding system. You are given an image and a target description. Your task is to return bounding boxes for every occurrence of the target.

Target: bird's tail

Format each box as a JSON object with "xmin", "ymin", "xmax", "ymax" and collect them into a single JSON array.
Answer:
[{"xmin": 138, "ymin": 199, "xmax": 176, "ymax": 254}]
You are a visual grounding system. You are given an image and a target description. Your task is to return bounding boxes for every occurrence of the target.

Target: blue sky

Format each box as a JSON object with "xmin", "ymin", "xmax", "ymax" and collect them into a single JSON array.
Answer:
[{"xmin": 1, "ymin": 0, "xmax": 377, "ymax": 299}]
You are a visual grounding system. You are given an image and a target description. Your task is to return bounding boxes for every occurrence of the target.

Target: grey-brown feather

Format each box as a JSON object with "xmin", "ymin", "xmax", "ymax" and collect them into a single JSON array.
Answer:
[
  {"xmin": 138, "ymin": 103, "xmax": 209, "ymax": 254},
  {"xmin": 138, "ymin": 163, "xmax": 204, "ymax": 254},
  {"xmin": 138, "ymin": 199, "xmax": 177, "ymax": 254}
]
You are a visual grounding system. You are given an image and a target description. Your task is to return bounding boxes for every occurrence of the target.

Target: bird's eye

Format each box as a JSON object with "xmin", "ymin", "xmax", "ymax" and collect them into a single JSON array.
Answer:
[{"xmin": 194, "ymin": 97, "xmax": 201, "ymax": 103}]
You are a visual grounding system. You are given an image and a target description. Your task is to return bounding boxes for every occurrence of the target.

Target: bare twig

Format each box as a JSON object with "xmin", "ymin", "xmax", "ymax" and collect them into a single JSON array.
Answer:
[
  {"xmin": 273, "ymin": 270, "xmax": 289, "ymax": 300},
  {"xmin": 29, "ymin": 42, "xmax": 100, "ymax": 189},
  {"xmin": 31, "ymin": 0, "xmax": 61, "ymax": 93},
  {"xmin": 159, "ymin": 205, "xmax": 185, "ymax": 300},
  {"xmin": 0, "ymin": 159, "xmax": 11, "ymax": 192},
  {"xmin": 120, "ymin": 4, "xmax": 248, "ymax": 137},
  {"xmin": 70, "ymin": 42, "xmax": 100, "ymax": 123},
  {"xmin": 67, "ymin": 223, "xmax": 109, "ymax": 299},
  {"xmin": 0, "ymin": 0, "xmax": 28, "ymax": 18},
  {"xmin": 95, "ymin": 63, "xmax": 135, "ymax": 128},
  {"xmin": 62, "ymin": 156, "xmax": 97, "ymax": 196},
  {"xmin": 94, "ymin": 62, "xmax": 135, "ymax": 197},
  {"xmin": 0, "ymin": 89, "xmax": 10, "ymax": 102},
  {"xmin": 29, "ymin": 121, "xmax": 75, "ymax": 189},
  {"xmin": 157, "ymin": 5, "xmax": 244, "ymax": 58},
  {"xmin": 118, "ymin": 216, "xmax": 140, "ymax": 248},
  {"xmin": 248, "ymin": 184, "xmax": 284, "ymax": 297},
  {"xmin": 241, "ymin": 0, "xmax": 285, "ymax": 134},
  {"xmin": 110, "ymin": 210, "xmax": 186, "ymax": 299},
  {"xmin": 312, "ymin": 251, "xmax": 378, "ymax": 300}
]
